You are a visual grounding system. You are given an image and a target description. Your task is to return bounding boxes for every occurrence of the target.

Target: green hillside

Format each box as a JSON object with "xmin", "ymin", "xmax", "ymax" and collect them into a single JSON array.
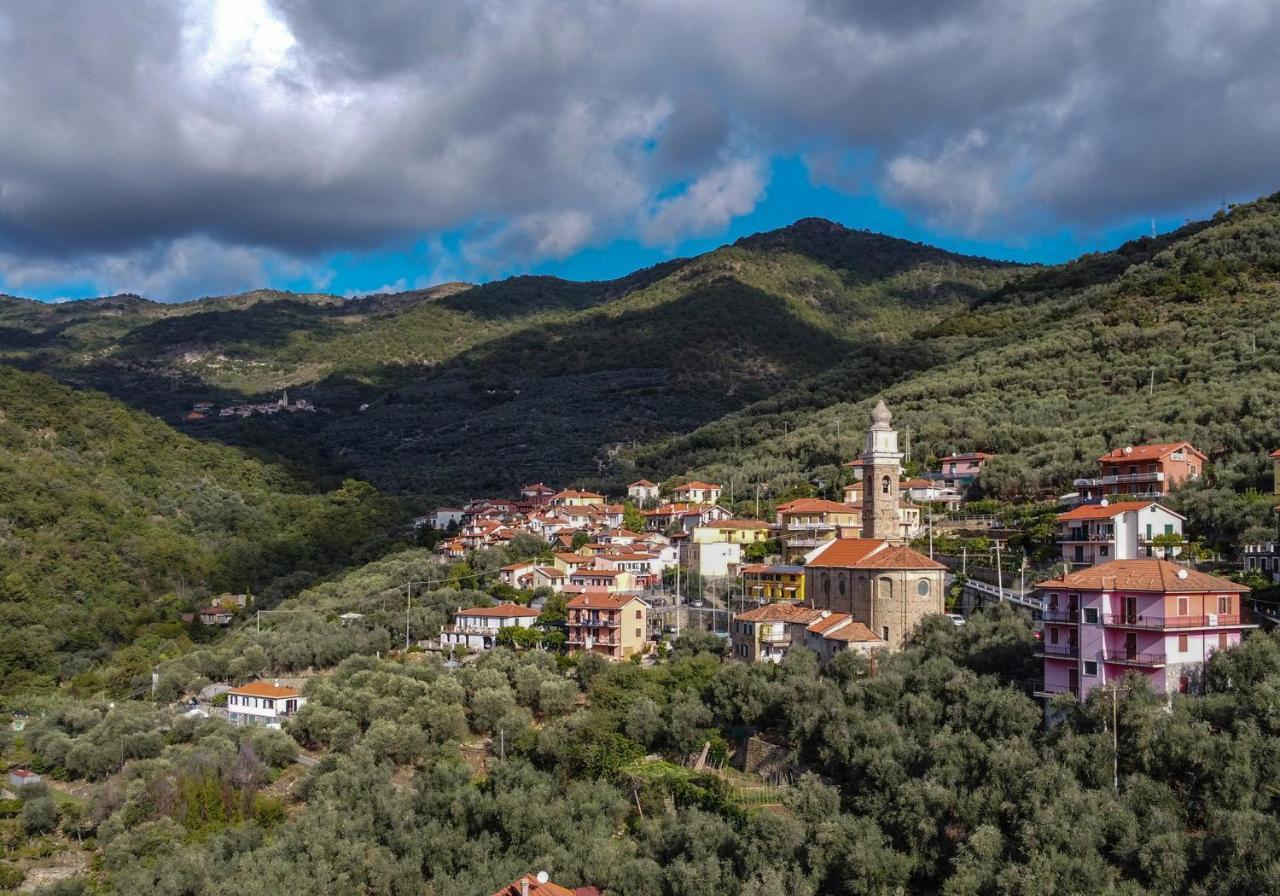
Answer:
[
  {"xmin": 0, "ymin": 222, "xmax": 1016, "ymax": 501},
  {"xmin": 0, "ymin": 366, "xmax": 406, "ymax": 695},
  {"xmin": 636, "ymin": 194, "xmax": 1280, "ymax": 544}
]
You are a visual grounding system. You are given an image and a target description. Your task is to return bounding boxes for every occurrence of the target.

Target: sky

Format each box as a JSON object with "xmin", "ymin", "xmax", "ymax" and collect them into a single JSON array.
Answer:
[{"xmin": 1, "ymin": 0, "xmax": 1278, "ymax": 303}]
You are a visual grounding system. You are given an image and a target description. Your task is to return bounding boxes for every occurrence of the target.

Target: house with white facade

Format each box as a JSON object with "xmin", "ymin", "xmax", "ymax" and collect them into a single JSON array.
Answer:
[
  {"xmin": 439, "ymin": 604, "xmax": 542, "ymax": 651},
  {"xmin": 1057, "ymin": 501, "xmax": 1185, "ymax": 568},
  {"xmin": 226, "ymin": 681, "xmax": 306, "ymax": 728}
]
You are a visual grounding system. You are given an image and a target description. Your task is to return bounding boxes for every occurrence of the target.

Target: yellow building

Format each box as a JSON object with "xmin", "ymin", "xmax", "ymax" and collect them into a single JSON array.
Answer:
[
  {"xmin": 740, "ymin": 563, "xmax": 806, "ymax": 602},
  {"xmin": 566, "ymin": 591, "xmax": 649, "ymax": 660},
  {"xmin": 691, "ymin": 519, "xmax": 772, "ymax": 545}
]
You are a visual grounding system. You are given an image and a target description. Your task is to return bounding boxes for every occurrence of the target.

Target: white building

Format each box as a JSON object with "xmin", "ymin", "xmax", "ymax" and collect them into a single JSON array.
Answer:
[
  {"xmin": 681, "ymin": 539, "xmax": 742, "ymax": 578},
  {"xmin": 627, "ymin": 479, "xmax": 660, "ymax": 505},
  {"xmin": 1244, "ymin": 543, "xmax": 1280, "ymax": 584},
  {"xmin": 429, "ymin": 508, "xmax": 465, "ymax": 530},
  {"xmin": 1057, "ymin": 500, "xmax": 1186, "ymax": 568},
  {"xmin": 671, "ymin": 481, "xmax": 723, "ymax": 504},
  {"xmin": 226, "ymin": 681, "xmax": 306, "ymax": 728},
  {"xmin": 439, "ymin": 603, "xmax": 542, "ymax": 651}
]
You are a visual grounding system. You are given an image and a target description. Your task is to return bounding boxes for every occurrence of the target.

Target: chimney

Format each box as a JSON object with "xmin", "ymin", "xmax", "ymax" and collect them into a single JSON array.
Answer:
[{"xmin": 521, "ymin": 877, "xmax": 530, "ymax": 896}]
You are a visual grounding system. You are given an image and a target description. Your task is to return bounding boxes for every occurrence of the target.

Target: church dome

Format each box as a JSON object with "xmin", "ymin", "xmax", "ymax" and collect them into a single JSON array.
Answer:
[{"xmin": 870, "ymin": 399, "xmax": 892, "ymax": 426}]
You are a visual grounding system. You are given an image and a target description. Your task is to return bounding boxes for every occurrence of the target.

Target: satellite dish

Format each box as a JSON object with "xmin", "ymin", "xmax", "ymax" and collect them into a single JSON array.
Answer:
[
  {"xmin": 1177, "ymin": 569, "xmax": 1189, "ymax": 579},
  {"xmin": 1099, "ymin": 498, "xmax": 1109, "ymax": 507},
  {"xmin": 536, "ymin": 872, "xmax": 550, "ymax": 885},
  {"xmin": 1124, "ymin": 446, "xmax": 1134, "ymax": 455}
]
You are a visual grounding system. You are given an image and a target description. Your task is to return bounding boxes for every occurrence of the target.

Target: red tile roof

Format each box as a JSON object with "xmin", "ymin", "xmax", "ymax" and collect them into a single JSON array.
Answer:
[
  {"xmin": 705, "ymin": 518, "xmax": 771, "ymax": 528},
  {"xmin": 230, "ymin": 681, "xmax": 302, "ymax": 699},
  {"xmin": 567, "ymin": 592, "xmax": 645, "ymax": 610},
  {"xmin": 1097, "ymin": 442, "xmax": 1205, "ymax": 463},
  {"xmin": 804, "ymin": 611, "xmax": 851, "ymax": 635},
  {"xmin": 675, "ymin": 480, "xmax": 721, "ymax": 491},
  {"xmin": 806, "ymin": 538, "xmax": 945, "ymax": 570},
  {"xmin": 1271, "ymin": 449, "xmax": 1280, "ymax": 458},
  {"xmin": 938, "ymin": 452, "xmax": 994, "ymax": 462},
  {"xmin": 1036, "ymin": 559, "xmax": 1247, "ymax": 593},
  {"xmin": 457, "ymin": 604, "xmax": 541, "ymax": 618},
  {"xmin": 822, "ymin": 620, "xmax": 883, "ymax": 643},
  {"xmin": 629, "ymin": 479, "xmax": 658, "ymax": 487},
  {"xmin": 735, "ymin": 603, "xmax": 824, "ymax": 624},
  {"xmin": 776, "ymin": 498, "xmax": 861, "ymax": 514},
  {"xmin": 1056, "ymin": 501, "xmax": 1161, "ymax": 521},
  {"xmin": 491, "ymin": 874, "xmax": 579, "ymax": 896}
]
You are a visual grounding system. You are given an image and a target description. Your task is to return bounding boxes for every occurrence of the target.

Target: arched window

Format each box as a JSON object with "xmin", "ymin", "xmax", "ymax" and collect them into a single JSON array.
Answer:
[
  {"xmin": 917, "ymin": 578, "xmax": 931, "ymax": 597},
  {"xmin": 881, "ymin": 475, "xmax": 891, "ymax": 495}
]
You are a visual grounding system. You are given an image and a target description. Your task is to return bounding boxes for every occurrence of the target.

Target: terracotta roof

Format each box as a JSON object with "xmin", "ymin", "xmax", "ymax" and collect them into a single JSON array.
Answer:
[
  {"xmin": 1056, "ymin": 501, "xmax": 1172, "ymax": 521},
  {"xmin": 1036, "ymin": 559, "xmax": 1247, "ymax": 593},
  {"xmin": 856, "ymin": 544, "xmax": 947, "ymax": 570},
  {"xmin": 570, "ymin": 568, "xmax": 623, "ymax": 579},
  {"xmin": 776, "ymin": 498, "xmax": 861, "ymax": 514},
  {"xmin": 901, "ymin": 478, "xmax": 933, "ymax": 488},
  {"xmin": 1098, "ymin": 442, "xmax": 1205, "ymax": 463},
  {"xmin": 534, "ymin": 566, "xmax": 566, "ymax": 578},
  {"xmin": 491, "ymin": 874, "xmax": 578, "ymax": 896},
  {"xmin": 230, "ymin": 681, "xmax": 302, "ymax": 699},
  {"xmin": 554, "ymin": 552, "xmax": 589, "ymax": 562},
  {"xmin": 457, "ymin": 604, "xmax": 541, "ymax": 618},
  {"xmin": 805, "ymin": 538, "xmax": 887, "ymax": 567},
  {"xmin": 938, "ymin": 452, "xmax": 994, "ymax": 462},
  {"xmin": 804, "ymin": 612, "xmax": 850, "ymax": 635},
  {"xmin": 675, "ymin": 480, "xmax": 721, "ymax": 491},
  {"xmin": 739, "ymin": 563, "xmax": 769, "ymax": 574},
  {"xmin": 629, "ymin": 479, "xmax": 658, "ymax": 487},
  {"xmin": 567, "ymin": 591, "xmax": 645, "ymax": 610},
  {"xmin": 501, "ymin": 562, "xmax": 537, "ymax": 571},
  {"xmin": 735, "ymin": 603, "xmax": 824, "ymax": 624},
  {"xmin": 806, "ymin": 538, "xmax": 946, "ymax": 570},
  {"xmin": 1271, "ymin": 449, "xmax": 1280, "ymax": 458},
  {"xmin": 553, "ymin": 489, "xmax": 605, "ymax": 499},
  {"xmin": 706, "ymin": 518, "xmax": 771, "ymax": 528},
  {"xmin": 821, "ymin": 620, "xmax": 883, "ymax": 643}
]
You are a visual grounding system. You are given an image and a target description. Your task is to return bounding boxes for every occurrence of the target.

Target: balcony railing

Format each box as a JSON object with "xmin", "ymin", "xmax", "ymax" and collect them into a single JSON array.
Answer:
[
  {"xmin": 1036, "ymin": 643, "xmax": 1079, "ymax": 659},
  {"xmin": 1101, "ymin": 613, "xmax": 1241, "ymax": 630},
  {"xmin": 1042, "ymin": 610, "xmax": 1078, "ymax": 623},
  {"xmin": 1034, "ymin": 685, "xmax": 1080, "ymax": 699},
  {"xmin": 569, "ymin": 618, "xmax": 619, "ymax": 629},
  {"xmin": 1103, "ymin": 651, "xmax": 1166, "ymax": 668}
]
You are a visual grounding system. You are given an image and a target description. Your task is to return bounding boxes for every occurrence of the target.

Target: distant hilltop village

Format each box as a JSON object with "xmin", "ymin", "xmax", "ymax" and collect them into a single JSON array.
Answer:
[{"xmin": 182, "ymin": 391, "xmax": 316, "ymax": 422}]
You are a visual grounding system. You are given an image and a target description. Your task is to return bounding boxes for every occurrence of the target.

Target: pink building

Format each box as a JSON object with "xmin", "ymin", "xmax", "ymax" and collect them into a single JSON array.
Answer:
[
  {"xmin": 934, "ymin": 452, "xmax": 994, "ymax": 489},
  {"xmin": 1035, "ymin": 560, "xmax": 1253, "ymax": 701},
  {"xmin": 1074, "ymin": 442, "xmax": 1205, "ymax": 503}
]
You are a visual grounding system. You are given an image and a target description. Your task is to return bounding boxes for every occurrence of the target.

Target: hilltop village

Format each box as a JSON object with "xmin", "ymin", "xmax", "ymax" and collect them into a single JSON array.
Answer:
[{"xmin": 412, "ymin": 400, "xmax": 1280, "ymax": 704}]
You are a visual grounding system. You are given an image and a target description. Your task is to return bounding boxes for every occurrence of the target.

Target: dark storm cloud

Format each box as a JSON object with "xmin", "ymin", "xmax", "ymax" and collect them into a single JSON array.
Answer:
[{"xmin": 0, "ymin": 0, "xmax": 1278, "ymax": 298}]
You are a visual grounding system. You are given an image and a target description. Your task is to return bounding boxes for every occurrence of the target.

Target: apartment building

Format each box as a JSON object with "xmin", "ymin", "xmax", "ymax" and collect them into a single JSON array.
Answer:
[
  {"xmin": 1074, "ymin": 442, "xmax": 1205, "ymax": 503},
  {"xmin": 566, "ymin": 591, "xmax": 649, "ymax": 660},
  {"xmin": 1056, "ymin": 501, "xmax": 1185, "ymax": 567}
]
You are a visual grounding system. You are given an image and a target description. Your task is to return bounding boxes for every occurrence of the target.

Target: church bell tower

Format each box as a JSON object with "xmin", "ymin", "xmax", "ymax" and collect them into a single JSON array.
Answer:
[{"xmin": 860, "ymin": 399, "xmax": 903, "ymax": 543}]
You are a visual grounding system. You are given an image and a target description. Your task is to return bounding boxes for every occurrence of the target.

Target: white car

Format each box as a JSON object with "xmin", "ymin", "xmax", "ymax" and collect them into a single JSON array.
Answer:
[{"xmin": 944, "ymin": 613, "xmax": 966, "ymax": 626}]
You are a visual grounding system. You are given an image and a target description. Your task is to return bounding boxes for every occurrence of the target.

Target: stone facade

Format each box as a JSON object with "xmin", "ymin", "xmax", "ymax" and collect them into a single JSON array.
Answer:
[
  {"xmin": 807, "ymin": 561, "xmax": 946, "ymax": 650},
  {"xmin": 861, "ymin": 399, "xmax": 904, "ymax": 543}
]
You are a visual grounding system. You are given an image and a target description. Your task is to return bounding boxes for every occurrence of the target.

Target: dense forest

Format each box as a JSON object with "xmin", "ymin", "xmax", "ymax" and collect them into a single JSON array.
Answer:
[
  {"xmin": 0, "ymin": 367, "xmax": 406, "ymax": 696},
  {"xmin": 7, "ymin": 605, "xmax": 1280, "ymax": 895}
]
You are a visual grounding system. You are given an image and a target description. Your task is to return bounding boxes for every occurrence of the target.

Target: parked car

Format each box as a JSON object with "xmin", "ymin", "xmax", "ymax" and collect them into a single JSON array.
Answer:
[{"xmin": 944, "ymin": 613, "xmax": 966, "ymax": 626}]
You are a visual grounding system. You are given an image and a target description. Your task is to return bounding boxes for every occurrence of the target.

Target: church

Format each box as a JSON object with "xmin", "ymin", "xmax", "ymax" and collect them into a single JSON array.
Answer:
[{"xmin": 805, "ymin": 400, "xmax": 947, "ymax": 650}]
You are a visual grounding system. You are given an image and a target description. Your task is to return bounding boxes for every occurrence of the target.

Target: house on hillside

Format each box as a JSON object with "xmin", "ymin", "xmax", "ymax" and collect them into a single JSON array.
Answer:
[
  {"xmin": 933, "ymin": 452, "xmax": 995, "ymax": 489},
  {"xmin": 439, "ymin": 604, "xmax": 541, "ymax": 651},
  {"xmin": 694, "ymin": 519, "xmax": 772, "ymax": 545},
  {"xmin": 681, "ymin": 538, "xmax": 741, "ymax": 578},
  {"xmin": 566, "ymin": 591, "xmax": 649, "ymax": 660},
  {"xmin": 730, "ymin": 603, "xmax": 885, "ymax": 663},
  {"xmin": 567, "ymin": 567, "xmax": 637, "ymax": 594},
  {"xmin": 196, "ymin": 605, "xmax": 234, "ymax": 626},
  {"xmin": 491, "ymin": 871, "xmax": 598, "ymax": 896},
  {"xmin": 551, "ymin": 489, "xmax": 605, "ymax": 507},
  {"xmin": 8, "ymin": 768, "xmax": 42, "ymax": 789},
  {"xmin": 1074, "ymin": 442, "xmax": 1206, "ymax": 503},
  {"xmin": 1056, "ymin": 501, "xmax": 1186, "ymax": 568},
  {"xmin": 1035, "ymin": 559, "xmax": 1254, "ymax": 700},
  {"xmin": 671, "ymin": 481, "xmax": 722, "ymax": 504},
  {"xmin": 520, "ymin": 483, "xmax": 557, "ymax": 506},
  {"xmin": 227, "ymin": 681, "xmax": 306, "ymax": 728},
  {"xmin": 627, "ymin": 480, "xmax": 660, "ymax": 505}
]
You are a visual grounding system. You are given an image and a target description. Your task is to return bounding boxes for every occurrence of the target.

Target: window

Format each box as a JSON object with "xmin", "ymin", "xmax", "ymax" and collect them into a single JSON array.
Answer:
[
  {"xmin": 881, "ymin": 475, "xmax": 891, "ymax": 495},
  {"xmin": 1178, "ymin": 634, "xmax": 1189, "ymax": 652},
  {"xmin": 881, "ymin": 626, "xmax": 890, "ymax": 641},
  {"xmin": 1217, "ymin": 596, "xmax": 1230, "ymax": 614},
  {"xmin": 1048, "ymin": 593, "xmax": 1058, "ymax": 611},
  {"xmin": 1164, "ymin": 524, "xmax": 1174, "ymax": 536},
  {"xmin": 917, "ymin": 578, "xmax": 931, "ymax": 597},
  {"xmin": 635, "ymin": 629, "xmax": 641, "ymax": 638},
  {"xmin": 1219, "ymin": 632, "xmax": 1229, "ymax": 650},
  {"xmin": 1100, "ymin": 546, "xmax": 1108, "ymax": 557},
  {"xmin": 1050, "ymin": 627, "xmax": 1059, "ymax": 645},
  {"xmin": 1178, "ymin": 676, "xmax": 1190, "ymax": 694},
  {"xmin": 1084, "ymin": 608, "xmax": 1099, "ymax": 624},
  {"xmin": 1083, "ymin": 661, "xmax": 1098, "ymax": 676},
  {"xmin": 1177, "ymin": 596, "xmax": 1189, "ymax": 617},
  {"xmin": 635, "ymin": 609, "xmax": 641, "ymax": 619}
]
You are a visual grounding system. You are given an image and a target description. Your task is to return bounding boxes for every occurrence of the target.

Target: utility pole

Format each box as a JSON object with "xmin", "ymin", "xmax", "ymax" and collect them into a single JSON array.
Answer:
[
  {"xmin": 928, "ymin": 508, "xmax": 934, "ymax": 560},
  {"xmin": 995, "ymin": 541, "xmax": 1004, "ymax": 602},
  {"xmin": 1110, "ymin": 686, "xmax": 1119, "ymax": 790},
  {"xmin": 405, "ymin": 581, "xmax": 413, "ymax": 651},
  {"xmin": 1148, "ymin": 368, "xmax": 1154, "ymax": 396}
]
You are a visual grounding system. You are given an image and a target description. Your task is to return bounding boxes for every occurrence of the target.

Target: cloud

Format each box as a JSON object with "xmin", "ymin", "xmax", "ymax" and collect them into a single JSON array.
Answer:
[
  {"xmin": 640, "ymin": 160, "xmax": 769, "ymax": 248},
  {"xmin": 0, "ymin": 0, "xmax": 1278, "ymax": 298}
]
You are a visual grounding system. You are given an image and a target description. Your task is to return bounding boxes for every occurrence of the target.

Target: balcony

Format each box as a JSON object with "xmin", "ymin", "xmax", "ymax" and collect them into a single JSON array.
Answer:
[
  {"xmin": 1099, "ymin": 471, "xmax": 1164, "ymax": 485},
  {"xmin": 1041, "ymin": 609, "xmax": 1078, "ymax": 623},
  {"xmin": 569, "ymin": 617, "xmax": 619, "ymax": 629},
  {"xmin": 1036, "ymin": 643, "xmax": 1079, "ymax": 659},
  {"xmin": 1101, "ymin": 613, "xmax": 1243, "ymax": 630},
  {"xmin": 1103, "ymin": 651, "xmax": 1166, "ymax": 668}
]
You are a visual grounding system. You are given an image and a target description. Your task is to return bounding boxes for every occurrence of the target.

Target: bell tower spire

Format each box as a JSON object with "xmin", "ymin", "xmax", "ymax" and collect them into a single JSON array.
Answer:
[{"xmin": 861, "ymin": 399, "xmax": 903, "ymax": 542}]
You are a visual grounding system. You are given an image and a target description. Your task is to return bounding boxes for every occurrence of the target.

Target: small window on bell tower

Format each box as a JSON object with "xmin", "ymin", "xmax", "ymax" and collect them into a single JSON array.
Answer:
[{"xmin": 881, "ymin": 476, "xmax": 891, "ymax": 495}]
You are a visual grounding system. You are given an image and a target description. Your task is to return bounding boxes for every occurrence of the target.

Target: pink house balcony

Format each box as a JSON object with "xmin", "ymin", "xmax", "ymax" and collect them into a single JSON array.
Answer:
[
  {"xmin": 1101, "ymin": 613, "xmax": 1242, "ymax": 630},
  {"xmin": 1036, "ymin": 643, "xmax": 1079, "ymax": 659},
  {"xmin": 1102, "ymin": 651, "xmax": 1167, "ymax": 668}
]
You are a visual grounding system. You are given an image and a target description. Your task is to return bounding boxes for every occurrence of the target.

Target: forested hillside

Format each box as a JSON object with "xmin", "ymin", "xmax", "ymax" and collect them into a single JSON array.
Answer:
[
  {"xmin": 0, "ymin": 367, "xmax": 405, "ymax": 695},
  {"xmin": 5, "ymin": 195, "xmax": 1280, "ymax": 510},
  {"xmin": 638, "ymin": 194, "xmax": 1280, "ymax": 517},
  {"xmin": 0, "ymin": 221, "xmax": 1015, "ymax": 501}
]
